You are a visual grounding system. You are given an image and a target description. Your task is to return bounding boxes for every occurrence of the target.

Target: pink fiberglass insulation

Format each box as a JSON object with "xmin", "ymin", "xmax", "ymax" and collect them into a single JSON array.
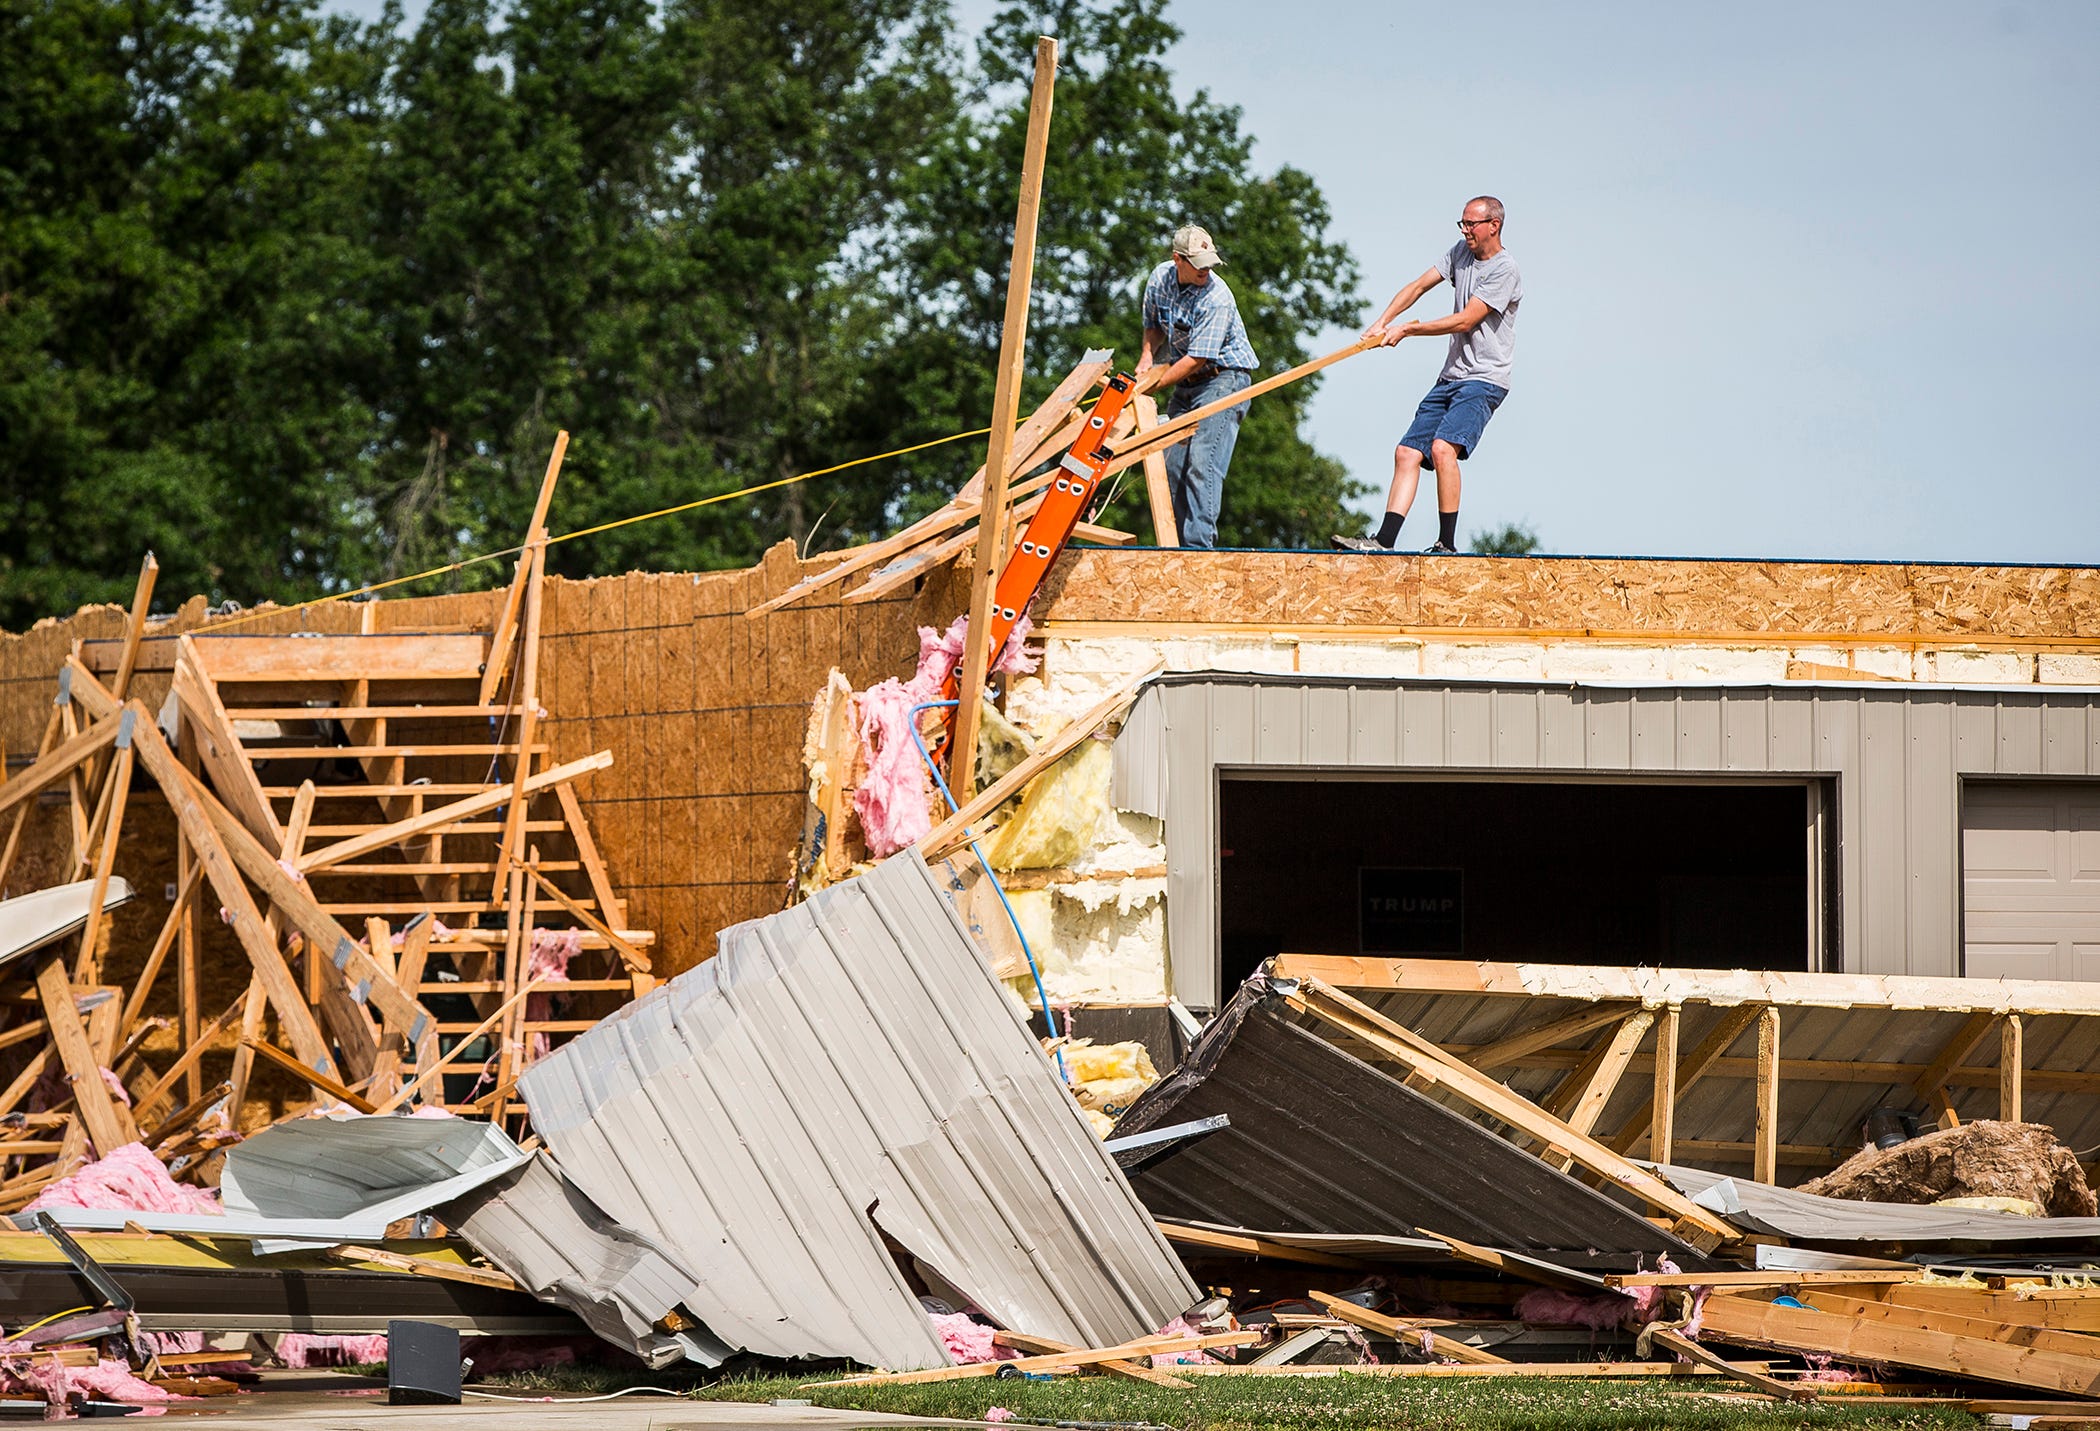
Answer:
[
  {"xmin": 273, "ymin": 1333, "xmax": 391, "ymax": 1368},
  {"xmin": 526, "ymin": 929, "xmax": 585, "ymax": 1061},
  {"xmin": 0, "ymin": 1349, "xmax": 181, "ymax": 1406},
  {"xmin": 1148, "ymin": 1313, "xmax": 1218, "ymax": 1367},
  {"xmin": 1513, "ymin": 1287, "xmax": 1640, "ymax": 1332},
  {"xmin": 853, "ymin": 614, "xmax": 1036, "ymax": 858},
  {"xmin": 926, "ymin": 1312, "xmax": 1015, "ymax": 1365},
  {"xmin": 26, "ymin": 1142, "xmax": 222, "ymax": 1217}
]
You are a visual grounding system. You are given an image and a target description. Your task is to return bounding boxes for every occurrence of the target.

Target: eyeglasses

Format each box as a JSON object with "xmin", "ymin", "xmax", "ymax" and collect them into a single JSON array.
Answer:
[{"xmin": 1457, "ymin": 218, "xmax": 1497, "ymax": 231}]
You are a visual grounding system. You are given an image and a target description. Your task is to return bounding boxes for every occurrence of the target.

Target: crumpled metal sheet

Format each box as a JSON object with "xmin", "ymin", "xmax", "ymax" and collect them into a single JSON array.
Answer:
[
  {"xmin": 518, "ymin": 853, "xmax": 1197, "ymax": 1370},
  {"xmin": 443, "ymin": 1152, "xmax": 727, "ymax": 1368},
  {"xmin": 215, "ymin": 1113, "xmax": 529, "ymax": 1253},
  {"xmin": 1661, "ymin": 1161, "xmax": 2100, "ymax": 1245}
]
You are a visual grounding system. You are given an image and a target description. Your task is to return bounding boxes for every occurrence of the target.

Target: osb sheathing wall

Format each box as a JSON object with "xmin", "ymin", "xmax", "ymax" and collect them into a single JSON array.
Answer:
[{"xmin": 6, "ymin": 547, "xmax": 2097, "ymax": 981}]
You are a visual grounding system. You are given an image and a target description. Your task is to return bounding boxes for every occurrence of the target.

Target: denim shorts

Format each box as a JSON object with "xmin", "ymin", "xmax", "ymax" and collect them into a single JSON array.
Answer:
[{"xmin": 1400, "ymin": 378, "xmax": 1510, "ymax": 461}]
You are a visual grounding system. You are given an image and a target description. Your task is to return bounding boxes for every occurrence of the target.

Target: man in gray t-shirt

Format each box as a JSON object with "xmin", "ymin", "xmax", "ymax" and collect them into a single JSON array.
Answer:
[{"xmin": 1336, "ymin": 195, "xmax": 1524, "ymax": 555}]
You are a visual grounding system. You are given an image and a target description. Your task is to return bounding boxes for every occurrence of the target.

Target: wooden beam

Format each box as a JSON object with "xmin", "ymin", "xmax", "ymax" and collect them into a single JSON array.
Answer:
[
  {"xmin": 480, "ymin": 431, "xmax": 567, "ymax": 705},
  {"xmin": 949, "ymin": 34, "xmax": 1059, "ymax": 801},
  {"xmin": 1099, "ymin": 334, "xmax": 1380, "ymax": 477},
  {"xmin": 1754, "ymin": 1006, "xmax": 1781, "ymax": 1185},
  {"xmin": 1698, "ymin": 1292, "xmax": 2100, "ymax": 1397},
  {"xmin": 744, "ymin": 355, "xmax": 1110, "ymax": 619},
  {"xmin": 1463, "ymin": 1003, "xmax": 1641, "ymax": 1071},
  {"xmin": 1606, "ymin": 1004, "xmax": 1764, "ymax": 1156},
  {"xmin": 1651, "ymin": 1004, "xmax": 1680, "ymax": 1166},
  {"xmin": 1154, "ymin": 1220, "xmax": 1366, "ymax": 1270},
  {"xmin": 81, "ymin": 553, "xmax": 157, "ymax": 801},
  {"xmin": 1131, "ymin": 393, "xmax": 1178, "ymax": 547},
  {"xmin": 120, "ymin": 702, "xmax": 338, "ymax": 1077},
  {"xmin": 525, "ymin": 863, "xmax": 648, "ymax": 974},
  {"xmin": 35, "ymin": 955, "xmax": 137, "ymax": 1154},
  {"xmin": 1269, "ymin": 954, "xmax": 2100, "ymax": 1019},
  {"xmin": 1804, "ymin": 1290, "xmax": 2100, "ymax": 1359},
  {"xmin": 922, "ymin": 661, "xmax": 1163, "ymax": 860},
  {"xmin": 1555, "ymin": 1010, "xmax": 1654, "ymax": 1151},
  {"xmin": 493, "ymin": 542, "xmax": 548, "ymax": 884},
  {"xmin": 1646, "ymin": 1326, "xmax": 1814, "ymax": 1402},
  {"xmin": 993, "ymin": 1331, "xmax": 1193, "ymax": 1391},
  {"xmin": 117, "ymin": 865, "xmax": 203, "ymax": 1039},
  {"xmin": 295, "ymin": 750, "xmax": 611, "ymax": 873},
  {"xmin": 1885, "ymin": 1284, "xmax": 2100, "ymax": 1335},
  {"xmin": 1282, "ymin": 978, "xmax": 1738, "ymax": 1245},
  {"xmin": 326, "ymin": 1244, "xmax": 517, "ymax": 1290},
  {"xmin": 177, "ymin": 632, "xmax": 487, "ymax": 683},
  {"xmin": 812, "ymin": 1331, "xmax": 1257, "ymax": 1387},
  {"xmin": 1308, "ymin": 1291, "xmax": 1507, "ymax": 1366},
  {"xmin": 1607, "ymin": 1270, "xmax": 1923, "ymax": 1290},
  {"xmin": 71, "ymin": 714, "xmax": 135, "ymax": 982},
  {"xmin": 169, "ymin": 641, "xmax": 281, "ymax": 846},
  {"xmin": 0, "ymin": 701, "xmax": 62, "ymax": 894},
  {"xmin": 2001, "ymin": 1013, "xmax": 2023, "ymax": 1123},
  {"xmin": 1410, "ymin": 1228, "xmax": 1603, "ymax": 1294},
  {"xmin": 0, "ymin": 711, "xmax": 120, "ymax": 822},
  {"xmin": 841, "ymin": 490, "xmax": 1052, "ymax": 607},
  {"xmin": 1913, "ymin": 1009, "xmax": 1998, "ymax": 1111},
  {"xmin": 370, "ymin": 978, "xmax": 548, "ymax": 1114},
  {"xmin": 240, "ymin": 1038, "xmax": 378, "ymax": 1114},
  {"xmin": 135, "ymin": 990, "xmax": 247, "ymax": 1124}
]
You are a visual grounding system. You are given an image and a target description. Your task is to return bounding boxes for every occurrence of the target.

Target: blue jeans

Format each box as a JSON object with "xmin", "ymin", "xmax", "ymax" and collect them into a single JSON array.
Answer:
[{"xmin": 1163, "ymin": 367, "xmax": 1251, "ymax": 549}]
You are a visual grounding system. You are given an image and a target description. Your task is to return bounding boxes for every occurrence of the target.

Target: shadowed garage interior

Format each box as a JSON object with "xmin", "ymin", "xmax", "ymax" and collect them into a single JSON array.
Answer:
[{"xmin": 1219, "ymin": 776, "xmax": 1816, "ymax": 993}]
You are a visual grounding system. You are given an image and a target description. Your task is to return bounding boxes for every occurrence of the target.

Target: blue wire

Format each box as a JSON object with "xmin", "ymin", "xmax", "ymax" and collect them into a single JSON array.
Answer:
[{"xmin": 909, "ymin": 699, "xmax": 1068, "ymax": 1081}]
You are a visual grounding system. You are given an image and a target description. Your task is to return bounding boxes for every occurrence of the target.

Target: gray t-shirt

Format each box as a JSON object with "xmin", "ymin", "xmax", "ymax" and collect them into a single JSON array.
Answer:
[{"xmin": 1435, "ymin": 241, "xmax": 1522, "ymax": 388}]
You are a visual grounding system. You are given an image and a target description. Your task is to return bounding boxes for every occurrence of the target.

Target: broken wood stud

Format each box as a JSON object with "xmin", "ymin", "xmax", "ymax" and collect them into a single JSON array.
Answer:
[{"xmin": 1753, "ymin": 1007, "xmax": 1780, "ymax": 1185}]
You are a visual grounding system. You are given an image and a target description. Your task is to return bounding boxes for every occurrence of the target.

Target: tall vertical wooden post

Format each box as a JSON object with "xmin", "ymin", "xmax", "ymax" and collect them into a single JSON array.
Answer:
[
  {"xmin": 950, "ymin": 36, "xmax": 1058, "ymax": 800},
  {"xmin": 1649, "ymin": 1004, "xmax": 1680, "ymax": 1166},
  {"xmin": 1753, "ymin": 1007, "xmax": 1781, "ymax": 1185},
  {"xmin": 2000, "ymin": 1014, "xmax": 2024, "ymax": 1123}
]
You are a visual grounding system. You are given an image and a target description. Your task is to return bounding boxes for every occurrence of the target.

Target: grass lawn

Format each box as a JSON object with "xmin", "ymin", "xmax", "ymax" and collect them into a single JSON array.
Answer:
[{"xmin": 698, "ymin": 1372, "xmax": 1986, "ymax": 1431}]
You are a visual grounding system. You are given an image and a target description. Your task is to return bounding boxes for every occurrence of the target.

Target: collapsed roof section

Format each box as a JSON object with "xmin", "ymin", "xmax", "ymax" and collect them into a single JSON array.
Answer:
[{"xmin": 517, "ymin": 852, "xmax": 1197, "ymax": 1371}]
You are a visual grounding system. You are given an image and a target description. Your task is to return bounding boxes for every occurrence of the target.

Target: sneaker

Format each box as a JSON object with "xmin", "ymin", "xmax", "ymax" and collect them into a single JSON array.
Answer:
[
  {"xmin": 1333, "ymin": 534, "xmax": 1388, "ymax": 554},
  {"xmin": 1422, "ymin": 541, "xmax": 1458, "ymax": 555}
]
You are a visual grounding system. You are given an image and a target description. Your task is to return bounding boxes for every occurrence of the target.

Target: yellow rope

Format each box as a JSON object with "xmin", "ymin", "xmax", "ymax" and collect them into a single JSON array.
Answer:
[{"xmin": 197, "ymin": 423, "xmax": 998, "ymax": 633}]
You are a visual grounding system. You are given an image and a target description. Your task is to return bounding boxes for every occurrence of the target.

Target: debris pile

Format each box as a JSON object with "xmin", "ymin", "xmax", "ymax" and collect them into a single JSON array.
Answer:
[{"xmin": 1800, "ymin": 1119, "xmax": 2098, "ymax": 1217}]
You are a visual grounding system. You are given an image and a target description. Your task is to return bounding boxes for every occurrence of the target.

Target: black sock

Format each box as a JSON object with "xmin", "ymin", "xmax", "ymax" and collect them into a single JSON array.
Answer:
[
  {"xmin": 1376, "ymin": 511, "xmax": 1405, "ymax": 548},
  {"xmin": 1439, "ymin": 510, "xmax": 1459, "ymax": 549}
]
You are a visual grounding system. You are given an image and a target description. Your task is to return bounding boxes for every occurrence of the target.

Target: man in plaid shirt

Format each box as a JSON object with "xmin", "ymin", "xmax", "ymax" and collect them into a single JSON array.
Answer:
[{"xmin": 1137, "ymin": 224, "xmax": 1258, "ymax": 549}]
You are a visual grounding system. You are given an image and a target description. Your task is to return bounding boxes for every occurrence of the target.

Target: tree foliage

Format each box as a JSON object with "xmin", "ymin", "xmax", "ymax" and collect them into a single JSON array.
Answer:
[
  {"xmin": 0, "ymin": 0, "xmax": 1364, "ymax": 629},
  {"xmin": 1469, "ymin": 521, "xmax": 1541, "ymax": 556}
]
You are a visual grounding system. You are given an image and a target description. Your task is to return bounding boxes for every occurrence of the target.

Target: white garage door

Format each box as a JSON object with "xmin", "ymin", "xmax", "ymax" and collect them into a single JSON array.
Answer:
[{"xmin": 1963, "ymin": 783, "xmax": 2100, "ymax": 980}]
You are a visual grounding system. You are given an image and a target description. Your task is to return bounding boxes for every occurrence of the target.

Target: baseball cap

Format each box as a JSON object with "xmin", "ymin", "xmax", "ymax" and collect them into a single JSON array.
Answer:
[{"xmin": 1172, "ymin": 224, "xmax": 1225, "ymax": 269}]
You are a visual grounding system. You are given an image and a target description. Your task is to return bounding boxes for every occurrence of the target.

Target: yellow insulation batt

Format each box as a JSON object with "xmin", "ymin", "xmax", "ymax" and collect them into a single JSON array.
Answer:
[{"xmin": 985, "ymin": 739, "xmax": 1112, "ymax": 870}]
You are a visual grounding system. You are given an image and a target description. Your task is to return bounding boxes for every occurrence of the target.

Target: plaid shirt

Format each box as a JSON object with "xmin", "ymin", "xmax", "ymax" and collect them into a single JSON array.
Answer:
[{"xmin": 1142, "ymin": 261, "xmax": 1258, "ymax": 370}]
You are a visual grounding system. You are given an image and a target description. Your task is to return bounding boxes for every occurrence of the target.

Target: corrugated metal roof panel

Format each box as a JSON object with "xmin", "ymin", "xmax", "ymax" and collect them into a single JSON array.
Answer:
[
  {"xmin": 1112, "ymin": 978, "xmax": 1705, "ymax": 1267},
  {"xmin": 518, "ymin": 854, "xmax": 1197, "ymax": 1371}
]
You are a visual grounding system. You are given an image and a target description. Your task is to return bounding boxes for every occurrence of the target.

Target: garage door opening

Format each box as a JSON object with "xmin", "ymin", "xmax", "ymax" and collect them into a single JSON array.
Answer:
[{"xmin": 1219, "ymin": 777, "xmax": 1818, "ymax": 993}]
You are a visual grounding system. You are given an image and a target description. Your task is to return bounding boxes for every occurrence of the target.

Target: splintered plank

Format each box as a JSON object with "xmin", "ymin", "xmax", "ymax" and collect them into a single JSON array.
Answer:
[
  {"xmin": 1309, "ymin": 1291, "xmax": 1507, "ymax": 1366},
  {"xmin": 1699, "ymin": 1293, "xmax": 2100, "ymax": 1396}
]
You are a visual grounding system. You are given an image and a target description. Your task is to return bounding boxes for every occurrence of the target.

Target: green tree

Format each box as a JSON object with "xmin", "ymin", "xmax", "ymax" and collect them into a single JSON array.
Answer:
[
  {"xmin": 1470, "ymin": 521, "xmax": 1541, "ymax": 556},
  {"xmin": 0, "ymin": 0, "xmax": 394, "ymax": 629},
  {"xmin": 846, "ymin": 0, "xmax": 1368, "ymax": 550}
]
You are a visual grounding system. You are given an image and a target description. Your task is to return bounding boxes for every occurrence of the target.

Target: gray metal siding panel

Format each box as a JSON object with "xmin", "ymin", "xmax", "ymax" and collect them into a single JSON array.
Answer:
[
  {"xmin": 1630, "ymin": 694, "xmax": 1677, "ymax": 769},
  {"xmin": 1304, "ymin": 682, "xmax": 1353, "ymax": 765},
  {"xmin": 2045, "ymin": 702, "xmax": 2090, "ymax": 775},
  {"xmin": 1448, "ymin": 686, "xmax": 1494, "ymax": 767},
  {"xmin": 1904, "ymin": 698, "xmax": 1960, "ymax": 978},
  {"xmin": 1125, "ymin": 677, "xmax": 2100, "ymax": 1005},
  {"xmin": 1585, "ymin": 690, "xmax": 1634, "ymax": 769},
  {"xmin": 1255, "ymin": 681, "xmax": 1304, "ymax": 765},
  {"xmin": 1492, "ymin": 687, "xmax": 1540, "ymax": 768},
  {"xmin": 2000, "ymin": 694, "xmax": 2045, "ymax": 771},
  {"xmin": 1677, "ymin": 688, "xmax": 1724, "ymax": 770},
  {"xmin": 1540, "ymin": 687, "xmax": 1586, "ymax": 768},
  {"xmin": 1351, "ymin": 685, "xmax": 1400, "ymax": 766}
]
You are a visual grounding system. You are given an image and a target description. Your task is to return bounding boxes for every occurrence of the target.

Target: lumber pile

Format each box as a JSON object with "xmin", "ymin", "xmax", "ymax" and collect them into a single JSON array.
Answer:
[{"xmin": 0, "ymin": 463, "xmax": 651, "ymax": 1198}]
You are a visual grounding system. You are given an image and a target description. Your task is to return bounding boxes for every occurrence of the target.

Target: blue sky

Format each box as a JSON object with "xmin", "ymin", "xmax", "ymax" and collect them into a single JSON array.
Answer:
[{"xmin": 339, "ymin": 0, "xmax": 2098, "ymax": 562}]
